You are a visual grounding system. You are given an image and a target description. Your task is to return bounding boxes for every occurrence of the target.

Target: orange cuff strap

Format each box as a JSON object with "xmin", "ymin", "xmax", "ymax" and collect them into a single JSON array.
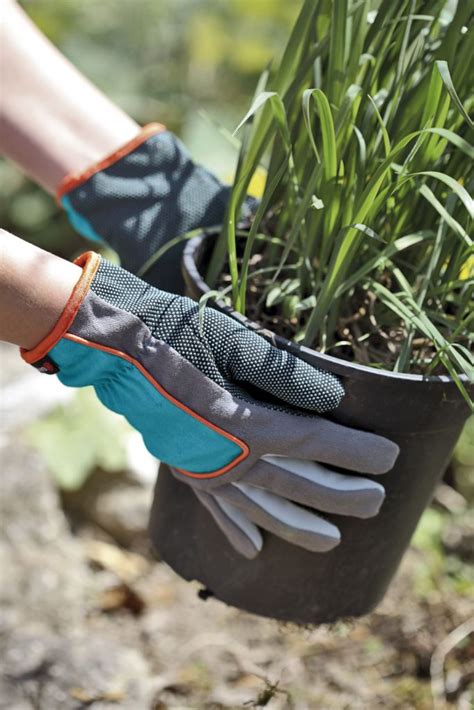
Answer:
[
  {"xmin": 56, "ymin": 122, "xmax": 166, "ymax": 203},
  {"xmin": 21, "ymin": 251, "xmax": 101, "ymax": 365}
]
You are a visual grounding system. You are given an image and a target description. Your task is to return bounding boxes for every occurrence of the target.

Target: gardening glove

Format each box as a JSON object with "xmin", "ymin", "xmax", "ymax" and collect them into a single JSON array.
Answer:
[
  {"xmin": 21, "ymin": 252, "xmax": 399, "ymax": 558},
  {"xmin": 57, "ymin": 123, "xmax": 255, "ymax": 293}
]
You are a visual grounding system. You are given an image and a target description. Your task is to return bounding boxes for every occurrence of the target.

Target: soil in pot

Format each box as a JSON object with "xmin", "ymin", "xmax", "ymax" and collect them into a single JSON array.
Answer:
[{"xmin": 212, "ymin": 229, "xmax": 469, "ymax": 377}]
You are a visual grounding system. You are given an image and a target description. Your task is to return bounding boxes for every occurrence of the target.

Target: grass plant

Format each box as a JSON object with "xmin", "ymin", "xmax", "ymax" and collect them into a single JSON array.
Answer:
[{"xmin": 206, "ymin": 0, "xmax": 473, "ymax": 406}]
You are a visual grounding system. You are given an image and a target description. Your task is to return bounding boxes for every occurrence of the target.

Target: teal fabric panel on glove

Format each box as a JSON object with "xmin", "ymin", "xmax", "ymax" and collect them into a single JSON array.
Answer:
[
  {"xmin": 61, "ymin": 195, "xmax": 104, "ymax": 244},
  {"xmin": 49, "ymin": 337, "xmax": 243, "ymax": 473}
]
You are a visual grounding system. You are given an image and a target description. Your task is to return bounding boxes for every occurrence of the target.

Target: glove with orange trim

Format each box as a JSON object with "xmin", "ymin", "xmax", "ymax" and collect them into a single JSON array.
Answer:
[
  {"xmin": 22, "ymin": 251, "xmax": 399, "ymax": 558},
  {"xmin": 57, "ymin": 123, "xmax": 255, "ymax": 293}
]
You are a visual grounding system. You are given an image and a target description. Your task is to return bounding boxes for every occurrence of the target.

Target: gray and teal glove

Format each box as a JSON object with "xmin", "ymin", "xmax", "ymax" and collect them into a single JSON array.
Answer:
[
  {"xmin": 22, "ymin": 252, "xmax": 399, "ymax": 558},
  {"xmin": 57, "ymin": 124, "xmax": 253, "ymax": 292}
]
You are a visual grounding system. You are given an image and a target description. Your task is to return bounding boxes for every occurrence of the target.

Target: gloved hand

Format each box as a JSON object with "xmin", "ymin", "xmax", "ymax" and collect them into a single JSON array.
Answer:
[
  {"xmin": 57, "ymin": 124, "xmax": 255, "ymax": 292},
  {"xmin": 22, "ymin": 252, "xmax": 399, "ymax": 558}
]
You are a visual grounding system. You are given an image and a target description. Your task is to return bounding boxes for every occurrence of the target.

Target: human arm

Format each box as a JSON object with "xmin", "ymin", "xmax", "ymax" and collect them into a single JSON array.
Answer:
[
  {"xmin": 0, "ymin": 0, "xmax": 139, "ymax": 194},
  {"xmin": 0, "ymin": 228, "xmax": 81, "ymax": 349}
]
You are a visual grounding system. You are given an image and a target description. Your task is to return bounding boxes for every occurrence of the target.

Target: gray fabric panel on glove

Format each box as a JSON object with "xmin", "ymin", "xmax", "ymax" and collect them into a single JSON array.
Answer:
[
  {"xmin": 253, "ymin": 455, "xmax": 386, "ymax": 518},
  {"xmin": 215, "ymin": 482, "xmax": 341, "ymax": 552},
  {"xmin": 186, "ymin": 451, "xmax": 386, "ymax": 558}
]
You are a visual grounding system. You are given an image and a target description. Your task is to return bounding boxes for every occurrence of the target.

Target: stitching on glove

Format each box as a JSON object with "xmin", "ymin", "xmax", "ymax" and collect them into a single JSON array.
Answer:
[
  {"xmin": 63, "ymin": 332, "xmax": 251, "ymax": 478},
  {"xmin": 21, "ymin": 251, "xmax": 101, "ymax": 365},
  {"xmin": 56, "ymin": 123, "xmax": 166, "ymax": 203}
]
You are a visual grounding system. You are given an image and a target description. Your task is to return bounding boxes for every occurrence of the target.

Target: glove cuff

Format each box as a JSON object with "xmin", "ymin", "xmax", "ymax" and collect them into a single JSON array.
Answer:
[
  {"xmin": 56, "ymin": 123, "xmax": 166, "ymax": 203},
  {"xmin": 21, "ymin": 251, "xmax": 101, "ymax": 368}
]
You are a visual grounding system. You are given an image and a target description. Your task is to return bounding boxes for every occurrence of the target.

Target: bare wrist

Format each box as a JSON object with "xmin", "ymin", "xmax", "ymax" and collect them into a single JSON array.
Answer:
[{"xmin": 0, "ymin": 229, "xmax": 83, "ymax": 349}]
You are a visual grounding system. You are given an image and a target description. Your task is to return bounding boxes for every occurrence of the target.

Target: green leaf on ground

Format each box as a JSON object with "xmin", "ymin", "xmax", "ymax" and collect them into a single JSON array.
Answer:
[{"xmin": 26, "ymin": 389, "xmax": 129, "ymax": 490}]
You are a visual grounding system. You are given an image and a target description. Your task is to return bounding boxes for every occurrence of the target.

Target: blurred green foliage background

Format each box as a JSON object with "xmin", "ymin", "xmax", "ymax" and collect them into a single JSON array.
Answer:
[{"xmin": 1, "ymin": 0, "xmax": 298, "ymax": 259}]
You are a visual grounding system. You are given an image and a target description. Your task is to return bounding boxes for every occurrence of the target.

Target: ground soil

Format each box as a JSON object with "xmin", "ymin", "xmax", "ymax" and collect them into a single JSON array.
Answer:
[{"xmin": 1, "ymin": 339, "xmax": 473, "ymax": 710}]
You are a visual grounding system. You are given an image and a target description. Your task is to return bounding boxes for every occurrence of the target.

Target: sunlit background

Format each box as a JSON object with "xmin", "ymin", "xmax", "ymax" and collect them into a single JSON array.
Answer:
[{"xmin": 1, "ymin": 2, "xmax": 473, "ymax": 708}]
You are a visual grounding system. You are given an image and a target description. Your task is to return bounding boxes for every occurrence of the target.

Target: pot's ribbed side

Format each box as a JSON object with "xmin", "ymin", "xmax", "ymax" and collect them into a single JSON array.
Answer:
[{"xmin": 148, "ymin": 232, "xmax": 472, "ymax": 624}]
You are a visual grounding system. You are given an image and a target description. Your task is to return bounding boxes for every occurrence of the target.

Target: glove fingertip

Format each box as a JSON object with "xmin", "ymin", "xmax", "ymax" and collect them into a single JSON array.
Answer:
[
  {"xmin": 226, "ymin": 526, "xmax": 263, "ymax": 559},
  {"xmin": 357, "ymin": 482, "xmax": 386, "ymax": 519},
  {"xmin": 371, "ymin": 439, "xmax": 400, "ymax": 475},
  {"xmin": 323, "ymin": 374, "xmax": 345, "ymax": 411},
  {"xmin": 295, "ymin": 362, "xmax": 345, "ymax": 413},
  {"xmin": 317, "ymin": 529, "xmax": 341, "ymax": 552},
  {"xmin": 237, "ymin": 538, "xmax": 262, "ymax": 559}
]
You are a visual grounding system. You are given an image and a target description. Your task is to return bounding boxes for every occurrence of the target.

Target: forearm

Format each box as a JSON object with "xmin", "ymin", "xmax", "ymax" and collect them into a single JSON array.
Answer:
[
  {"xmin": 0, "ymin": 0, "xmax": 139, "ymax": 194},
  {"xmin": 0, "ymin": 229, "xmax": 81, "ymax": 348}
]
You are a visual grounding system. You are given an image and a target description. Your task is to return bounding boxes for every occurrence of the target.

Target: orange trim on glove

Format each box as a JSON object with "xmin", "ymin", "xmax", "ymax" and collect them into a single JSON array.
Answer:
[
  {"xmin": 21, "ymin": 251, "xmax": 101, "ymax": 365},
  {"xmin": 56, "ymin": 123, "xmax": 166, "ymax": 203}
]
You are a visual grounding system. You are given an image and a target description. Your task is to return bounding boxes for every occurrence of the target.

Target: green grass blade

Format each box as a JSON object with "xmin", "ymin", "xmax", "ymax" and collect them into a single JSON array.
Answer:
[
  {"xmin": 418, "ymin": 184, "xmax": 472, "ymax": 247},
  {"xmin": 302, "ymin": 89, "xmax": 321, "ymax": 162},
  {"xmin": 410, "ymin": 170, "xmax": 474, "ymax": 219},
  {"xmin": 303, "ymin": 88, "xmax": 337, "ymax": 180},
  {"xmin": 233, "ymin": 92, "xmax": 282, "ymax": 137},
  {"xmin": 328, "ymin": 0, "xmax": 348, "ymax": 106},
  {"xmin": 421, "ymin": 62, "xmax": 443, "ymax": 128},
  {"xmin": 274, "ymin": 0, "xmax": 319, "ymax": 94},
  {"xmin": 368, "ymin": 94, "xmax": 392, "ymax": 158},
  {"xmin": 238, "ymin": 159, "xmax": 289, "ymax": 312},
  {"xmin": 436, "ymin": 60, "xmax": 474, "ymax": 128},
  {"xmin": 334, "ymin": 232, "xmax": 431, "ymax": 297}
]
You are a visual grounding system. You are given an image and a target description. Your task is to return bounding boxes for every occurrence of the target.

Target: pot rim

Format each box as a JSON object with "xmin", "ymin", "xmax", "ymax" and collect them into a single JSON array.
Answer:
[{"xmin": 183, "ymin": 229, "xmax": 471, "ymax": 387}]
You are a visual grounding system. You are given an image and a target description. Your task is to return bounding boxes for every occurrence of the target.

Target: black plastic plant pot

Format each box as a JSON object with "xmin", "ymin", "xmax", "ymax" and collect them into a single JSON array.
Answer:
[{"xmin": 149, "ymin": 230, "xmax": 473, "ymax": 625}]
